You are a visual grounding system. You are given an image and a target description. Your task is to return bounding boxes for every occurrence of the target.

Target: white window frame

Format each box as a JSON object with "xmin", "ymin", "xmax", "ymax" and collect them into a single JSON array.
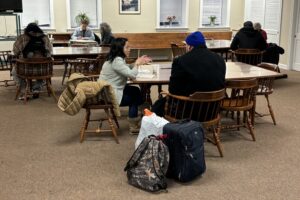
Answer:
[
  {"xmin": 20, "ymin": 0, "xmax": 55, "ymax": 29},
  {"xmin": 66, "ymin": 0, "xmax": 102, "ymax": 30},
  {"xmin": 156, "ymin": 0, "xmax": 189, "ymax": 31},
  {"xmin": 199, "ymin": 0, "xmax": 231, "ymax": 29}
]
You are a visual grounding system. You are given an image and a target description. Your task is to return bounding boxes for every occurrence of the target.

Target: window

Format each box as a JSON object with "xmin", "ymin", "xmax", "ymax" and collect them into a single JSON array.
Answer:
[
  {"xmin": 199, "ymin": 0, "xmax": 230, "ymax": 27},
  {"xmin": 156, "ymin": 0, "xmax": 189, "ymax": 29},
  {"xmin": 21, "ymin": 0, "xmax": 54, "ymax": 28},
  {"xmin": 67, "ymin": 0, "xmax": 102, "ymax": 29},
  {"xmin": 244, "ymin": 0, "xmax": 282, "ymax": 44}
]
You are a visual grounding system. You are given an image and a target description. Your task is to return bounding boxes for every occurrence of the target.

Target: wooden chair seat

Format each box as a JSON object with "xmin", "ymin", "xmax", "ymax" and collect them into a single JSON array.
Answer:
[
  {"xmin": 221, "ymin": 78, "xmax": 257, "ymax": 141},
  {"xmin": 255, "ymin": 63, "xmax": 277, "ymax": 125},
  {"xmin": 80, "ymin": 85, "xmax": 119, "ymax": 143},
  {"xmin": 164, "ymin": 89, "xmax": 226, "ymax": 157},
  {"xmin": 15, "ymin": 57, "xmax": 57, "ymax": 104},
  {"xmin": 221, "ymin": 99, "xmax": 254, "ymax": 111}
]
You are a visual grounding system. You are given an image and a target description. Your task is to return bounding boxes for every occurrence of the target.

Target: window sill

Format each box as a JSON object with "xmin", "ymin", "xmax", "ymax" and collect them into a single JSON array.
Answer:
[
  {"xmin": 198, "ymin": 26, "xmax": 231, "ymax": 31},
  {"xmin": 67, "ymin": 28, "xmax": 99, "ymax": 32},
  {"xmin": 156, "ymin": 27, "xmax": 189, "ymax": 32},
  {"xmin": 21, "ymin": 28, "xmax": 56, "ymax": 32}
]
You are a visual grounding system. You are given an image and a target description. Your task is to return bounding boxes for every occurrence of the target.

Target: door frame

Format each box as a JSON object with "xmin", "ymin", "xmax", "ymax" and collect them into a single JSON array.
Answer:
[{"xmin": 288, "ymin": 0, "xmax": 299, "ymax": 70}]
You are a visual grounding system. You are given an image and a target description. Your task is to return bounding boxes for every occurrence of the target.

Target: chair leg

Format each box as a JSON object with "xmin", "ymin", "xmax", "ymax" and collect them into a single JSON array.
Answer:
[
  {"xmin": 80, "ymin": 109, "xmax": 91, "ymax": 143},
  {"xmin": 212, "ymin": 121, "xmax": 223, "ymax": 157},
  {"xmin": 265, "ymin": 94, "xmax": 276, "ymax": 125},
  {"xmin": 105, "ymin": 108, "xmax": 119, "ymax": 144},
  {"xmin": 110, "ymin": 108, "xmax": 120, "ymax": 128},
  {"xmin": 46, "ymin": 79, "xmax": 58, "ymax": 102},
  {"xmin": 246, "ymin": 111, "xmax": 256, "ymax": 141}
]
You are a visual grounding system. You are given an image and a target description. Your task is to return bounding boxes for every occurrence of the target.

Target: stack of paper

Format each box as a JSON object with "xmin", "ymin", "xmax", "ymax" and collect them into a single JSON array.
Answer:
[{"xmin": 136, "ymin": 64, "xmax": 159, "ymax": 79}]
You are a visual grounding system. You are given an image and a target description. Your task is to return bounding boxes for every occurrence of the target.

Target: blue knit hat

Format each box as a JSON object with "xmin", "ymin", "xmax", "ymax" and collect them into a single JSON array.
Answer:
[{"xmin": 185, "ymin": 31, "xmax": 205, "ymax": 47}]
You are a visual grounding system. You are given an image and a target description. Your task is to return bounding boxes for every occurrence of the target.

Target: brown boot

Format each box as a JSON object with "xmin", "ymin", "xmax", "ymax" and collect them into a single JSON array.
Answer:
[{"xmin": 128, "ymin": 117, "xmax": 141, "ymax": 135}]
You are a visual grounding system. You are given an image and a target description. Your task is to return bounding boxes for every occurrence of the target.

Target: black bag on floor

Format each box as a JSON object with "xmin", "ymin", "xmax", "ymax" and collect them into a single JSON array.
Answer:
[
  {"xmin": 124, "ymin": 135, "xmax": 169, "ymax": 192},
  {"xmin": 163, "ymin": 119, "xmax": 206, "ymax": 182}
]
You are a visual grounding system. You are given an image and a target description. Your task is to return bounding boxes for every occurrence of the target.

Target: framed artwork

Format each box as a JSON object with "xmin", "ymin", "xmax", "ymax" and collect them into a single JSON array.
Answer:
[{"xmin": 119, "ymin": 0, "xmax": 141, "ymax": 14}]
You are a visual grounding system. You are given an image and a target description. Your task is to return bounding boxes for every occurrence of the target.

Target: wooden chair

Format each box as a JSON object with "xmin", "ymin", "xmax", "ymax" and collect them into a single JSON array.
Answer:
[
  {"xmin": 170, "ymin": 43, "xmax": 186, "ymax": 59},
  {"xmin": 221, "ymin": 78, "xmax": 258, "ymax": 141},
  {"xmin": 80, "ymin": 84, "xmax": 119, "ymax": 143},
  {"xmin": 63, "ymin": 54, "xmax": 106, "ymax": 84},
  {"xmin": 232, "ymin": 49, "xmax": 263, "ymax": 66},
  {"xmin": 255, "ymin": 63, "xmax": 277, "ymax": 125},
  {"xmin": 0, "ymin": 50, "xmax": 15, "ymax": 87},
  {"xmin": 164, "ymin": 89, "xmax": 226, "ymax": 157},
  {"xmin": 15, "ymin": 57, "xmax": 57, "ymax": 104}
]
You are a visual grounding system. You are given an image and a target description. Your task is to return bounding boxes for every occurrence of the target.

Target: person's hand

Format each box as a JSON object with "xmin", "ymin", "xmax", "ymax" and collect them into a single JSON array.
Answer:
[{"xmin": 135, "ymin": 55, "xmax": 152, "ymax": 66}]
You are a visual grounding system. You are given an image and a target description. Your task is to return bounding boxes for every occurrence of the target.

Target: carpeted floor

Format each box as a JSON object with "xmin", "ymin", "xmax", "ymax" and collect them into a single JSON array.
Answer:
[{"xmin": 0, "ymin": 68, "xmax": 300, "ymax": 200}]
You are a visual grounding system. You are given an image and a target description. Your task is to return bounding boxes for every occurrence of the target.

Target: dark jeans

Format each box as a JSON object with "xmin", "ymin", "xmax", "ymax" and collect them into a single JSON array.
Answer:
[{"xmin": 120, "ymin": 85, "xmax": 143, "ymax": 118}]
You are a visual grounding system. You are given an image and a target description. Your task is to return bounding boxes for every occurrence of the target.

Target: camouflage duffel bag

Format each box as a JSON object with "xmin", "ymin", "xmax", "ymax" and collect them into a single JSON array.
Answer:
[{"xmin": 124, "ymin": 135, "xmax": 169, "ymax": 192}]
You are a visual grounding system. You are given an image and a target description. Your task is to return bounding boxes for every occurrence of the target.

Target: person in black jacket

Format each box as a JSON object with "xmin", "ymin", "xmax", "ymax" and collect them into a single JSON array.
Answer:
[
  {"xmin": 152, "ymin": 31, "xmax": 226, "ymax": 116},
  {"xmin": 230, "ymin": 21, "xmax": 267, "ymax": 51}
]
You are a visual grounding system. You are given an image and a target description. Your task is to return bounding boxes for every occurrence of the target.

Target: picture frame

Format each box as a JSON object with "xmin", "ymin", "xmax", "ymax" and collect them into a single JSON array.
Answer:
[{"xmin": 119, "ymin": 0, "xmax": 141, "ymax": 14}]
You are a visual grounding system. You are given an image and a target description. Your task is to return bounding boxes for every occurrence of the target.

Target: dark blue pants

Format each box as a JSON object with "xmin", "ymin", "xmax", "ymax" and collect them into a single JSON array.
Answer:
[{"xmin": 120, "ymin": 85, "xmax": 143, "ymax": 118}]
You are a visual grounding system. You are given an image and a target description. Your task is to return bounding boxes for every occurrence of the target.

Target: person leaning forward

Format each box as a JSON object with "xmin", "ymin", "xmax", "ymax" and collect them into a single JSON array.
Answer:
[{"xmin": 71, "ymin": 19, "xmax": 95, "ymax": 41}]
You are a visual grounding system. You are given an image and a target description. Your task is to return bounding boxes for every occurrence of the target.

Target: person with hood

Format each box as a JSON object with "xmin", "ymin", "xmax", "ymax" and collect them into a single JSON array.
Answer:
[
  {"xmin": 99, "ymin": 22, "xmax": 115, "ymax": 45},
  {"xmin": 151, "ymin": 31, "xmax": 226, "ymax": 116},
  {"xmin": 12, "ymin": 22, "xmax": 53, "ymax": 99},
  {"xmin": 230, "ymin": 21, "xmax": 267, "ymax": 50}
]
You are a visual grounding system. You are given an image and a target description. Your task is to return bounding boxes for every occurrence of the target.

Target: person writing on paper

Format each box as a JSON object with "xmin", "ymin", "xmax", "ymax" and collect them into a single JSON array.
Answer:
[
  {"xmin": 152, "ymin": 31, "xmax": 226, "ymax": 116},
  {"xmin": 71, "ymin": 19, "xmax": 95, "ymax": 40},
  {"xmin": 98, "ymin": 37, "xmax": 152, "ymax": 134}
]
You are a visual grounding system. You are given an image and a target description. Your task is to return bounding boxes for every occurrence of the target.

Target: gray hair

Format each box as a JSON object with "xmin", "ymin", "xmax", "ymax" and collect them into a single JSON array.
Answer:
[
  {"xmin": 253, "ymin": 22, "xmax": 262, "ymax": 30},
  {"xmin": 100, "ymin": 22, "xmax": 112, "ymax": 34}
]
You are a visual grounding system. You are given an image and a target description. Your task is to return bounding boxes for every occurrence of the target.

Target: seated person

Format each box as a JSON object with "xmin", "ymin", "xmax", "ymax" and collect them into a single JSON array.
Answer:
[
  {"xmin": 254, "ymin": 22, "xmax": 267, "ymax": 42},
  {"xmin": 152, "ymin": 31, "xmax": 226, "ymax": 117},
  {"xmin": 100, "ymin": 22, "xmax": 115, "ymax": 45},
  {"xmin": 98, "ymin": 37, "xmax": 151, "ymax": 134},
  {"xmin": 12, "ymin": 22, "xmax": 53, "ymax": 99},
  {"xmin": 230, "ymin": 21, "xmax": 267, "ymax": 51},
  {"xmin": 71, "ymin": 19, "xmax": 95, "ymax": 40}
]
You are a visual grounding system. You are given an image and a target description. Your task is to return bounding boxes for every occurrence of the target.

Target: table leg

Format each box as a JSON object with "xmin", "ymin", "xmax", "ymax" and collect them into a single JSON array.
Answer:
[{"xmin": 139, "ymin": 83, "xmax": 152, "ymax": 106}]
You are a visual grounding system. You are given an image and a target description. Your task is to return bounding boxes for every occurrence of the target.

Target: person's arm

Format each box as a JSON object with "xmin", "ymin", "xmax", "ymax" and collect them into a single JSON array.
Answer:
[
  {"xmin": 230, "ymin": 35, "xmax": 239, "ymax": 50},
  {"xmin": 83, "ymin": 29, "xmax": 95, "ymax": 40},
  {"xmin": 111, "ymin": 57, "xmax": 138, "ymax": 79},
  {"xmin": 43, "ymin": 36, "xmax": 53, "ymax": 57},
  {"xmin": 71, "ymin": 28, "xmax": 80, "ymax": 40},
  {"xmin": 13, "ymin": 35, "xmax": 25, "ymax": 58}
]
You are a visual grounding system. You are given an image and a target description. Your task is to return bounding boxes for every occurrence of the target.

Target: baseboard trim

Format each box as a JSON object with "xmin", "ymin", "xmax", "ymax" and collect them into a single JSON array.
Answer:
[{"xmin": 278, "ymin": 63, "xmax": 288, "ymax": 70}]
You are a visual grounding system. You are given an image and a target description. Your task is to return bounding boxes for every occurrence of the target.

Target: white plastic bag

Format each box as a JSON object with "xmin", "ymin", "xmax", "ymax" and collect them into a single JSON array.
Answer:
[{"xmin": 135, "ymin": 113, "xmax": 169, "ymax": 149}]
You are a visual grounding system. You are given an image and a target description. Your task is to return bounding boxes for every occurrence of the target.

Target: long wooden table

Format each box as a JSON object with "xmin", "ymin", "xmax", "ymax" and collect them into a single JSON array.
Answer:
[
  {"xmin": 52, "ymin": 46, "xmax": 110, "ymax": 84},
  {"xmin": 130, "ymin": 62, "xmax": 283, "ymax": 104},
  {"xmin": 52, "ymin": 46, "xmax": 110, "ymax": 60}
]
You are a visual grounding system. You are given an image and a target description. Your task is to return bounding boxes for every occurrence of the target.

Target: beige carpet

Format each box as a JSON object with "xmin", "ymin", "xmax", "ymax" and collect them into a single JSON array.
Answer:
[{"xmin": 0, "ymin": 69, "xmax": 300, "ymax": 200}]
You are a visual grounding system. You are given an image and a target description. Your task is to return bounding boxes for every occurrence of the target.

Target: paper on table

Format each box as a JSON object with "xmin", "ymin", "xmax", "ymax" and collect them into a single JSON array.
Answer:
[{"xmin": 136, "ymin": 64, "xmax": 160, "ymax": 79}]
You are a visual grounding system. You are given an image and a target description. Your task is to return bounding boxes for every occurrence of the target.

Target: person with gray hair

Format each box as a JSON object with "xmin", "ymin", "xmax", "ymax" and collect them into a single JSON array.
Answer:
[
  {"xmin": 254, "ymin": 22, "xmax": 267, "ymax": 42},
  {"xmin": 100, "ymin": 22, "xmax": 115, "ymax": 45}
]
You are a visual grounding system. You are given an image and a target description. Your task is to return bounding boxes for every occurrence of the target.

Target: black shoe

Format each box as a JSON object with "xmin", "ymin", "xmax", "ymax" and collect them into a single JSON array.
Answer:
[{"xmin": 32, "ymin": 93, "xmax": 39, "ymax": 99}]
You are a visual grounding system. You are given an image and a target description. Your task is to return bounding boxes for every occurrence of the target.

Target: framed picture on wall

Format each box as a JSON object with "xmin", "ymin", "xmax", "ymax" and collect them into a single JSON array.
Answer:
[{"xmin": 119, "ymin": 0, "xmax": 141, "ymax": 14}]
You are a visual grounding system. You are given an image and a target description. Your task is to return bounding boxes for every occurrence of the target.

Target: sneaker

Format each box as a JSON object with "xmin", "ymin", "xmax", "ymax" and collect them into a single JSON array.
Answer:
[{"xmin": 18, "ymin": 95, "xmax": 29, "ymax": 100}]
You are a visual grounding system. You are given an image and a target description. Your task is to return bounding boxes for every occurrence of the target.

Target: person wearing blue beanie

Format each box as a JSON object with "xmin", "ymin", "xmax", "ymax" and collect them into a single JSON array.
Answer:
[
  {"xmin": 151, "ymin": 31, "xmax": 226, "ymax": 117},
  {"xmin": 185, "ymin": 31, "xmax": 206, "ymax": 48}
]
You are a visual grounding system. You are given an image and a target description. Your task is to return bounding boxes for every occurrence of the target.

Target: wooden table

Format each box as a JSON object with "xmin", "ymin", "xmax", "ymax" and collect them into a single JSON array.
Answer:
[
  {"xmin": 130, "ymin": 62, "xmax": 283, "ymax": 104},
  {"xmin": 52, "ymin": 46, "xmax": 110, "ymax": 84},
  {"xmin": 52, "ymin": 46, "xmax": 110, "ymax": 60}
]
